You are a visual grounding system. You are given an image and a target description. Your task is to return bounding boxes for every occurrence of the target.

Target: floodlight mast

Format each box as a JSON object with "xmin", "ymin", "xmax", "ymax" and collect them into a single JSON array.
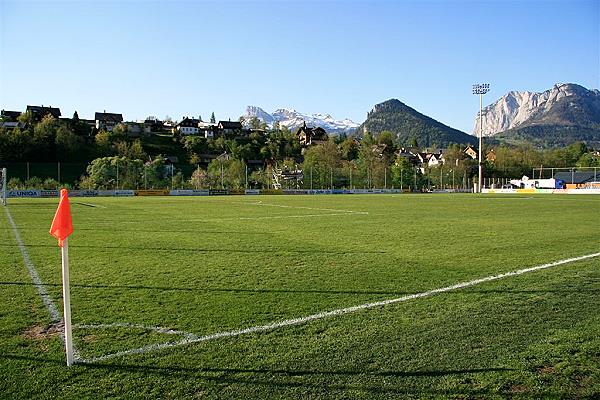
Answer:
[{"xmin": 472, "ymin": 84, "xmax": 490, "ymax": 193}]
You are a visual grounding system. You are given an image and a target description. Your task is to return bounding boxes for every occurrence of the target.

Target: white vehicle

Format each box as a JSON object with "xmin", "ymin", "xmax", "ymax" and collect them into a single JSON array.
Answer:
[{"xmin": 509, "ymin": 176, "xmax": 564, "ymax": 189}]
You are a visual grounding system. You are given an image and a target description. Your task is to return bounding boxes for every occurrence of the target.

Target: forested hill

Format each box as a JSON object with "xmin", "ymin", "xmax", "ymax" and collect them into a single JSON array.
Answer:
[{"xmin": 357, "ymin": 99, "xmax": 477, "ymax": 147}]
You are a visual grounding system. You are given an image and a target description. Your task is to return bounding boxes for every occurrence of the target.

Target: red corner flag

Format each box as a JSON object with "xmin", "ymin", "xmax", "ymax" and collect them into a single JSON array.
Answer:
[{"xmin": 49, "ymin": 189, "xmax": 73, "ymax": 247}]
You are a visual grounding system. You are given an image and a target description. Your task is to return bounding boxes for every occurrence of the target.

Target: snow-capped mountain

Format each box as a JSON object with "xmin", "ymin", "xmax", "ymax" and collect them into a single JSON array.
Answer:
[
  {"xmin": 473, "ymin": 83, "xmax": 600, "ymax": 136},
  {"xmin": 241, "ymin": 106, "xmax": 359, "ymax": 134}
]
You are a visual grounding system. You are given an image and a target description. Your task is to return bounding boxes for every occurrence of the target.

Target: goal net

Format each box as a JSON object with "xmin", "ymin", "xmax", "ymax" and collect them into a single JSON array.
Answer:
[{"xmin": 0, "ymin": 168, "xmax": 7, "ymax": 206}]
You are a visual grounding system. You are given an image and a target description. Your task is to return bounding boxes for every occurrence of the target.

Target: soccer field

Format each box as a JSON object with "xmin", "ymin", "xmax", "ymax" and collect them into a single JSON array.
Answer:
[{"xmin": 1, "ymin": 194, "xmax": 599, "ymax": 399}]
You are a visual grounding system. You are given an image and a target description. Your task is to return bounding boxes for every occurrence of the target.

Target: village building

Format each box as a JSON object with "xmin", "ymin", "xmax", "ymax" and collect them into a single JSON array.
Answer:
[
  {"xmin": 125, "ymin": 121, "xmax": 144, "ymax": 137},
  {"xmin": 95, "ymin": 111, "xmax": 124, "ymax": 132},
  {"xmin": 464, "ymin": 145, "xmax": 478, "ymax": 159},
  {"xmin": 296, "ymin": 122, "xmax": 328, "ymax": 146},
  {"xmin": 0, "ymin": 110, "xmax": 23, "ymax": 129},
  {"xmin": 144, "ymin": 118, "xmax": 164, "ymax": 134},
  {"xmin": 176, "ymin": 117, "xmax": 200, "ymax": 136},
  {"xmin": 198, "ymin": 122, "xmax": 217, "ymax": 139},
  {"xmin": 218, "ymin": 120, "xmax": 242, "ymax": 136},
  {"xmin": 26, "ymin": 105, "xmax": 62, "ymax": 122}
]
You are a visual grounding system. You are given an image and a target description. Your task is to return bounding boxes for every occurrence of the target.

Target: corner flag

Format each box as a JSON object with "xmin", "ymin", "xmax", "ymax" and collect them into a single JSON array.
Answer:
[
  {"xmin": 50, "ymin": 189, "xmax": 73, "ymax": 247},
  {"xmin": 49, "ymin": 189, "xmax": 75, "ymax": 366}
]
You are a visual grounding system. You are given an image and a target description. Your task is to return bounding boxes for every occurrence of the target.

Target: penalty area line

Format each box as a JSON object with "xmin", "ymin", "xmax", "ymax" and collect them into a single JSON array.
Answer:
[{"xmin": 80, "ymin": 251, "xmax": 600, "ymax": 364}]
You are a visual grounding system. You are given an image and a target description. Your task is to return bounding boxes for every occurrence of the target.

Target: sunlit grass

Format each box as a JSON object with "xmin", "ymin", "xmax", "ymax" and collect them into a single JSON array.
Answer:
[{"xmin": 1, "ymin": 194, "xmax": 599, "ymax": 398}]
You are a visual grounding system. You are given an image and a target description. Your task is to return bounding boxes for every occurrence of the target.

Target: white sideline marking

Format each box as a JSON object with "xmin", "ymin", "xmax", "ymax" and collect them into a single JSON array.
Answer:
[
  {"xmin": 80, "ymin": 251, "xmax": 600, "ymax": 364},
  {"xmin": 4, "ymin": 207, "xmax": 82, "ymax": 360},
  {"xmin": 4, "ymin": 207, "xmax": 61, "ymax": 323}
]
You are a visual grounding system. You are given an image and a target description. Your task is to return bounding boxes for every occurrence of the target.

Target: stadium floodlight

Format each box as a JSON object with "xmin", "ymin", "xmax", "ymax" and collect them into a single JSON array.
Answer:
[
  {"xmin": 472, "ymin": 83, "xmax": 490, "ymax": 192},
  {"xmin": 1, "ymin": 168, "xmax": 7, "ymax": 206}
]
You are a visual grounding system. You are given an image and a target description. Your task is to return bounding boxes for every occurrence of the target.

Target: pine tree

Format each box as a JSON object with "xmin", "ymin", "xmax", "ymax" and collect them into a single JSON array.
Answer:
[
  {"xmin": 210, "ymin": 112, "xmax": 216, "ymax": 124},
  {"xmin": 72, "ymin": 111, "xmax": 79, "ymax": 121}
]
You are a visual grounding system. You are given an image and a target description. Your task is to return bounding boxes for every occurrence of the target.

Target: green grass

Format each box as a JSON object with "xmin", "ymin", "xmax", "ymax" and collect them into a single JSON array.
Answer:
[{"xmin": 1, "ymin": 194, "xmax": 599, "ymax": 399}]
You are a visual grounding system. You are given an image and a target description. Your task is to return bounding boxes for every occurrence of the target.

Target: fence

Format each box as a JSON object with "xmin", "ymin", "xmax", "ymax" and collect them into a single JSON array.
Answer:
[
  {"xmin": 4, "ymin": 162, "xmax": 88, "ymax": 185},
  {"xmin": 272, "ymin": 166, "xmax": 477, "ymax": 192},
  {"xmin": 531, "ymin": 167, "xmax": 599, "ymax": 181}
]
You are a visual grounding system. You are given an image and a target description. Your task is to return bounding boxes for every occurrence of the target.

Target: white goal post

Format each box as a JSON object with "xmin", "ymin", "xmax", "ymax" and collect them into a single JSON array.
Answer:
[{"xmin": 1, "ymin": 168, "xmax": 7, "ymax": 206}]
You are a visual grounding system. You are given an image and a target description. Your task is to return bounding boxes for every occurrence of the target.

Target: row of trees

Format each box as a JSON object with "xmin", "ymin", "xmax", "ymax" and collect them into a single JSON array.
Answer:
[
  {"xmin": 65, "ymin": 139, "xmax": 597, "ymax": 191},
  {"xmin": 0, "ymin": 114, "xmax": 91, "ymax": 162},
  {"xmin": 3, "ymin": 113, "xmax": 599, "ymax": 190}
]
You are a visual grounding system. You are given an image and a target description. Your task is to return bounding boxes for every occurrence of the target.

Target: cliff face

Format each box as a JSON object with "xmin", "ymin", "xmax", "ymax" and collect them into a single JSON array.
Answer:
[{"xmin": 474, "ymin": 83, "xmax": 600, "ymax": 137}]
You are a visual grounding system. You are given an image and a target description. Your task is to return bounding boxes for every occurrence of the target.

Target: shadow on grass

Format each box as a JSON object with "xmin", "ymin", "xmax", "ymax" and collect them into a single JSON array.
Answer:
[
  {"xmin": 2, "ymin": 354, "xmax": 519, "ymax": 397},
  {"xmin": 0, "ymin": 281, "xmax": 410, "ymax": 296},
  {"xmin": 0, "ymin": 243, "xmax": 387, "ymax": 254},
  {"xmin": 2, "ymin": 281, "xmax": 599, "ymax": 297}
]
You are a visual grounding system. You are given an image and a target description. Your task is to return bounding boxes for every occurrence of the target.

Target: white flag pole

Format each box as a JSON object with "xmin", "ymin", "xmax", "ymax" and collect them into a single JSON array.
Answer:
[{"xmin": 61, "ymin": 237, "xmax": 74, "ymax": 366}]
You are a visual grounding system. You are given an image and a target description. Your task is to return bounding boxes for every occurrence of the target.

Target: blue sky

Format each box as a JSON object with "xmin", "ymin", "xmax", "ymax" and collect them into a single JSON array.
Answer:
[{"xmin": 1, "ymin": 0, "xmax": 598, "ymax": 133}]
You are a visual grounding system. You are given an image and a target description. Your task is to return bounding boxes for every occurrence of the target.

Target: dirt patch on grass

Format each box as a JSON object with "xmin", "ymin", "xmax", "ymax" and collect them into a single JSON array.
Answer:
[
  {"xmin": 508, "ymin": 384, "xmax": 529, "ymax": 394},
  {"xmin": 82, "ymin": 334, "xmax": 98, "ymax": 343},
  {"xmin": 22, "ymin": 324, "xmax": 62, "ymax": 340},
  {"xmin": 537, "ymin": 365, "xmax": 557, "ymax": 375}
]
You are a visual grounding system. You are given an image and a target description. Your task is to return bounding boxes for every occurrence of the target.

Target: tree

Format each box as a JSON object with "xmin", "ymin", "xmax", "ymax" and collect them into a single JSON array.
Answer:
[
  {"xmin": 94, "ymin": 130, "xmax": 112, "ymax": 156},
  {"xmin": 206, "ymin": 158, "xmax": 246, "ymax": 190},
  {"xmin": 355, "ymin": 134, "xmax": 385, "ymax": 188},
  {"xmin": 190, "ymin": 167, "xmax": 210, "ymax": 189},
  {"xmin": 55, "ymin": 125, "xmax": 83, "ymax": 160},
  {"xmin": 111, "ymin": 123, "xmax": 128, "ymax": 139},
  {"xmin": 576, "ymin": 152, "xmax": 600, "ymax": 167},
  {"xmin": 249, "ymin": 117, "xmax": 261, "ymax": 130},
  {"xmin": 339, "ymin": 136, "xmax": 359, "ymax": 160},
  {"xmin": 301, "ymin": 140, "xmax": 341, "ymax": 189},
  {"xmin": 17, "ymin": 111, "xmax": 35, "ymax": 126},
  {"xmin": 249, "ymin": 168, "xmax": 271, "ymax": 189},
  {"xmin": 32, "ymin": 114, "xmax": 58, "ymax": 158},
  {"xmin": 210, "ymin": 112, "xmax": 216, "ymax": 124},
  {"xmin": 391, "ymin": 156, "xmax": 414, "ymax": 189},
  {"xmin": 145, "ymin": 157, "xmax": 169, "ymax": 188},
  {"xmin": 83, "ymin": 156, "xmax": 144, "ymax": 189}
]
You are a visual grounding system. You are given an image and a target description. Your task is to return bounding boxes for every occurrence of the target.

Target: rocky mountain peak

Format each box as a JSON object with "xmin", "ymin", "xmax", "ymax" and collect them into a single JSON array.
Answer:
[{"xmin": 474, "ymin": 83, "xmax": 600, "ymax": 136}]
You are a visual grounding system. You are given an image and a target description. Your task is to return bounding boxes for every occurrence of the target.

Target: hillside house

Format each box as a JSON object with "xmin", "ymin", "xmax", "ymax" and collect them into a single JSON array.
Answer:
[
  {"xmin": 395, "ymin": 147, "xmax": 419, "ymax": 165},
  {"xmin": 0, "ymin": 110, "xmax": 23, "ymax": 129},
  {"xmin": 427, "ymin": 152, "xmax": 444, "ymax": 167},
  {"xmin": 176, "ymin": 117, "xmax": 200, "ymax": 135},
  {"xmin": 464, "ymin": 145, "xmax": 478, "ymax": 159},
  {"xmin": 296, "ymin": 122, "xmax": 328, "ymax": 146},
  {"xmin": 26, "ymin": 105, "xmax": 61, "ymax": 122},
  {"xmin": 218, "ymin": 120, "xmax": 242, "ymax": 135},
  {"xmin": 125, "ymin": 122, "xmax": 143, "ymax": 137},
  {"xmin": 198, "ymin": 122, "xmax": 217, "ymax": 139},
  {"xmin": 95, "ymin": 112, "xmax": 124, "ymax": 132},
  {"xmin": 144, "ymin": 118, "xmax": 164, "ymax": 133}
]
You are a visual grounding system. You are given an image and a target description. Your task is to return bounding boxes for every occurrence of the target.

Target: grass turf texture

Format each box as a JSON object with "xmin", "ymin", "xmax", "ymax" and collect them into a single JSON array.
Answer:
[{"xmin": 1, "ymin": 194, "xmax": 599, "ymax": 399}]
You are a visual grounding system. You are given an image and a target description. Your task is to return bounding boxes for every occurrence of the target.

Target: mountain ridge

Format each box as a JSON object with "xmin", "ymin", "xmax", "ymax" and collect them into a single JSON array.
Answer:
[
  {"xmin": 358, "ymin": 99, "xmax": 476, "ymax": 147},
  {"xmin": 241, "ymin": 106, "xmax": 359, "ymax": 134}
]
